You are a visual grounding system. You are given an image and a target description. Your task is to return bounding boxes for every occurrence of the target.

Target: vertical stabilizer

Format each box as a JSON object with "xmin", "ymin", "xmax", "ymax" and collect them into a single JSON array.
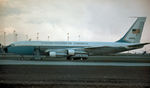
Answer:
[{"xmin": 117, "ymin": 17, "xmax": 146, "ymax": 43}]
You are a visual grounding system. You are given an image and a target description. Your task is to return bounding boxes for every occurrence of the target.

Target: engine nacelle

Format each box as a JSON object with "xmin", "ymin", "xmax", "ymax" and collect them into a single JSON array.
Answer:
[
  {"xmin": 68, "ymin": 49, "xmax": 75, "ymax": 55},
  {"xmin": 49, "ymin": 51, "xmax": 67, "ymax": 57},
  {"xmin": 49, "ymin": 52, "xmax": 56, "ymax": 57}
]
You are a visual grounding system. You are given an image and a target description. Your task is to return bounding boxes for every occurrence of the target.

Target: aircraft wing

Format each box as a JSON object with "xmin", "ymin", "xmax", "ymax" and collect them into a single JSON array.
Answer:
[
  {"xmin": 84, "ymin": 46, "xmax": 122, "ymax": 50},
  {"xmin": 44, "ymin": 42, "xmax": 150, "ymax": 57},
  {"xmin": 84, "ymin": 42, "xmax": 150, "ymax": 50},
  {"xmin": 127, "ymin": 43, "xmax": 150, "ymax": 48}
]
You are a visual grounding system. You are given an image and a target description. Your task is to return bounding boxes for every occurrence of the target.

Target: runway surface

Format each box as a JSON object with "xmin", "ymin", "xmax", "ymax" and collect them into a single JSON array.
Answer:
[
  {"xmin": 0, "ymin": 60, "xmax": 150, "ymax": 66},
  {"xmin": 0, "ymin": 55, "xmax": 150, "ymax": 88},
  {"xmin": 1, "ymin": 55, "xmax": 150, "ymax": 62}
]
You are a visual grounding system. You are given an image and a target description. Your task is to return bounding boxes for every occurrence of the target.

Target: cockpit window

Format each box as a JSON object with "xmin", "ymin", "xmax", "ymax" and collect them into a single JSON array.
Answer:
[{"xmin": 10, "ymin": 44, "xmax": 15, "ymax": 47}]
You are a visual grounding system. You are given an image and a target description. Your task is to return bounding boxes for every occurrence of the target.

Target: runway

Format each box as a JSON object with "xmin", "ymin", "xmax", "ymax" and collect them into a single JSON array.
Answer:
[
  {"xmin": 0, "ymin": 60, "xmax": 150, "ymax": 66},
  {"xmin": 1, "ymin": 54, "xmax": 150, "ymax": 62},
  {"xmin": 0, "ymin": 55, "xmax": 150, "ymax": 88}
]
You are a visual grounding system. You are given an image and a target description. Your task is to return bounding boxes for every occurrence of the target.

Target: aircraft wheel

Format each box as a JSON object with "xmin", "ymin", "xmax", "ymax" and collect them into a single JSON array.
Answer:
[
  {"xmin": 82, "ymin": 57, "xmax": 88, "ymax": 60},
  {"xmin": 67, "ymin": 56, "xmax": 72, "ymax": 60},
  {"xmin": 73, "ymin": 57, "xmax": 80, "ymax": 60}
]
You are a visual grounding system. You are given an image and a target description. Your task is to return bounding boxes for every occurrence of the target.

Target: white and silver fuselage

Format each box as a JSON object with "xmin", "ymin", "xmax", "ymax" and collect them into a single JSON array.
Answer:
[{"xmin": 7, "ymin": 41, "xmax": 139, "ymax": 56}]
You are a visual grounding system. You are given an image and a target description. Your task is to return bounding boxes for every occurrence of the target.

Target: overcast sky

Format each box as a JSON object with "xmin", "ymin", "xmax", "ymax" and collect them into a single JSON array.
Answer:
[{"xmin": 0, "ymin": 0, "xmax": 150, "ymax": 52}]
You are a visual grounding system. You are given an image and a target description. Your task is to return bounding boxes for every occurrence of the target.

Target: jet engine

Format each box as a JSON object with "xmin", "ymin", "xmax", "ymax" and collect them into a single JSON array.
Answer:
[
  {"xmin": 49, "ymin": 52, "xmax": 56, "ymax": 57},
  {"xmin": 67, "ymin": 49, "xmax": 75, "ymax": 55},
  {"xmin": 49, "ymin": 51, "xmax": 67, "ymax": 57}
]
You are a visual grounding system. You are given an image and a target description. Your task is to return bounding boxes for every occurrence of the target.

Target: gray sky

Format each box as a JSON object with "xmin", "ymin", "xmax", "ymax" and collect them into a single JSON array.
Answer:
[{"xmin": 0, "ymin": 0, "xmax": 150, "ymax": 52}]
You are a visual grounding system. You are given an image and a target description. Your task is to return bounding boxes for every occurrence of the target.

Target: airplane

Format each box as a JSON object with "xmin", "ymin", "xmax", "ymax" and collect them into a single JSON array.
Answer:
[{"xmin": 2, "ymin": 17, "xmax": 150, "ymax": 60}]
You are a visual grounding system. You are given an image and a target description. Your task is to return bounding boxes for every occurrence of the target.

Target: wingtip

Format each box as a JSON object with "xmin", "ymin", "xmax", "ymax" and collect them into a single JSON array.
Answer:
[{"xmin": 128, "ymin": 16, "xmax": 147, "ymax": 18}]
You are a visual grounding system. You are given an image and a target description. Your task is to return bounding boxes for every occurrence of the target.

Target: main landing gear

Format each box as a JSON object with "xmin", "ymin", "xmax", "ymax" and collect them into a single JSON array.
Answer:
[{"xmin": 66, "ymin": 56, "xmax": 88, "ymax": 61}]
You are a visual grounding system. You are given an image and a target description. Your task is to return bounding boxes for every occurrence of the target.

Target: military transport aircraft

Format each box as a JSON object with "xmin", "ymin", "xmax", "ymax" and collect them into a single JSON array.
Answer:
[{"xmin": 2, "ymin": 17, "xmax": 150, "ymax": 60}]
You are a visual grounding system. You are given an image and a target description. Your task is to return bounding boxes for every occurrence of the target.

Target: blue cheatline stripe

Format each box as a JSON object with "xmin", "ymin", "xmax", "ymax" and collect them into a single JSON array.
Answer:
[
  {"xmin": 7, "ymin": 46, "xmax": 86, "ymax": 55},
  {"xmin": 0, "ymin": 60, "xmax": 150, "ymax": 66}
]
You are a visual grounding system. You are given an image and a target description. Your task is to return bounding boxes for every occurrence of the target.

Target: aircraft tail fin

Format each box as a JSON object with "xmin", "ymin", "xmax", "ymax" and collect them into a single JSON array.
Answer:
[{"xmin": 117, "ymin": 17, "xmax": 146, "ymax": 43}]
